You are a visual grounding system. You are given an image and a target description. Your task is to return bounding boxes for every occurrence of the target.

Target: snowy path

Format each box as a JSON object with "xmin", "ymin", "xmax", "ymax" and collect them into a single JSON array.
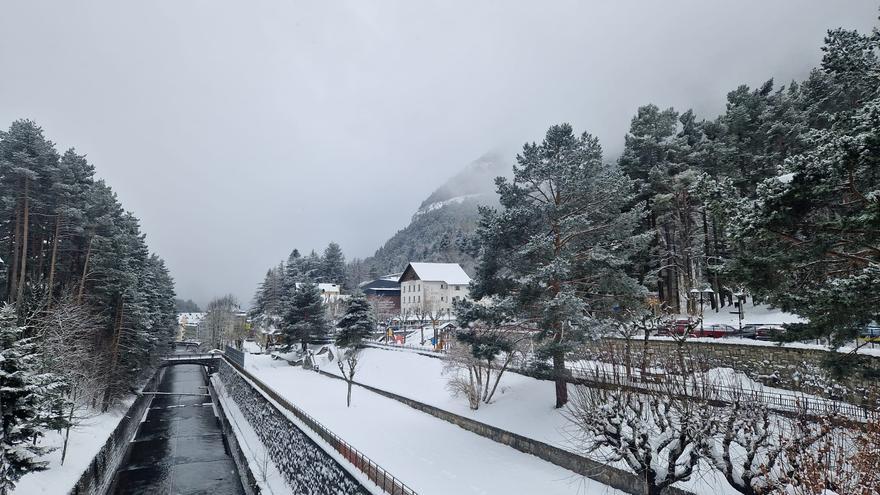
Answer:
[{"xmin": 246, "ymin": 355, "xmax": 624, "ymax": 495}]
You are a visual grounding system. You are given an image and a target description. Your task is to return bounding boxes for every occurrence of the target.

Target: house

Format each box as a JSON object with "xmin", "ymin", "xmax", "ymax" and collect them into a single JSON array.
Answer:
[
  {"xmin": 398, "ymin": 262, "xmax": 471, "ymax": 320},
  {"xmin": 360, "ymin": 275, "xmax": 401, "ymax": 322},
  {"xmin": 177, "ymin": 312, "xmax": 206, "ymax": 341}
]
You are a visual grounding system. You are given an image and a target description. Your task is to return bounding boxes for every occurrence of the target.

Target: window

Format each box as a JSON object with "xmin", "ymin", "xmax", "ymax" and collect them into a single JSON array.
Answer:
[
  {"xmin": 417, "ymin": 295, "xmax": 420, "ymax": 303},
  {"xmin": 441, "ymin": 284, "xmax": 446, "ymax": 289},
  {"xmin": 441, "ymin": 296, "xmax": 445, "ymax": 302},
  {"xmin": 455, "ymin": 285, "xmax": 460, "ymax": 291},
  {"xmin": 418, "ymin": 284, "xmax": 420, "ymax": 291}
]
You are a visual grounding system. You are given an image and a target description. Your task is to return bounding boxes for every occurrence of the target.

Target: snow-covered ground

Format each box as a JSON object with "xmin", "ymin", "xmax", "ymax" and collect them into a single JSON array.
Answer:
[
  {"xmin": 680, "ymin": 303, "xmax": 805, "ymax": 326},
  {"xmin": 246, "ymin": 353, "xmax": 626, "ymax": 495},
  {"xmin": 11, "ymin": 399, "xmax": 133, "ymax": 495},
  {"xmin": 307, "ymin": 348, "xmax": 741, "ymax": 495}
]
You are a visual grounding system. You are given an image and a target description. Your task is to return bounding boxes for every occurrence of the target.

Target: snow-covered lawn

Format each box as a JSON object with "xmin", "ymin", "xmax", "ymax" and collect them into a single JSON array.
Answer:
[
  {"xmin": 307, "ymin": 348, "xmax": 741, "ymax": 495},
  {"xmin": 246, "ymin": 354, "xmax": 625, "ymax": 495},
  {"xmin": 11, "ymin": 399, "xmax": 133, "ymax": 495},
  {"xmin": 680, "ymin": 303, "xmax": 804, "ymax": 326}
]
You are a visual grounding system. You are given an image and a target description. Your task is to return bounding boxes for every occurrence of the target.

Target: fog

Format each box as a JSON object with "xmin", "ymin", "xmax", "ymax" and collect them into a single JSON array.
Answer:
[{"xmin": 0, "ymin": 1, "xmax": 876, "ymax": 306}]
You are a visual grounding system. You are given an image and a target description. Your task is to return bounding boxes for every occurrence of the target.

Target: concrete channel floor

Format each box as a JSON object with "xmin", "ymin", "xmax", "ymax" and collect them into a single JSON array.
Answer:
[{"xmin": 111, "ymin": 364, "xmax": 246, "ymax": 495}]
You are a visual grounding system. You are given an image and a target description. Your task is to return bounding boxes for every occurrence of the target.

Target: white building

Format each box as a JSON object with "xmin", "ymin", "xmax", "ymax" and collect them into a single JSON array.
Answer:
[{"xmin": 398, "ymin": 262, "xmax": 471, "ymax": 319}]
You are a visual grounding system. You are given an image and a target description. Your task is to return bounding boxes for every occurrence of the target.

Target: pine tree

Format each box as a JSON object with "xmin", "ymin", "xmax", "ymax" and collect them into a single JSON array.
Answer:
[
  {"xmin": 283, "ymin": 281, "xmax": 329, "ymax": 352},
  {"xmin": 460, "ymin": 124, "xmax": 646, "ymax": 408},
  {"xmin": 335, "ymin": 293, "xmax": 373, "ymax": 406},
  {"xmin": 0, "ymin": 305, "xmax": 52, "ymax": 494},
  {"xmin": 322, "ymin": 242, "xmax": 346, "ymax": 286},
  {"xmin": 336, "ymin": 294, "xmax": 374, "ymax": 348}
]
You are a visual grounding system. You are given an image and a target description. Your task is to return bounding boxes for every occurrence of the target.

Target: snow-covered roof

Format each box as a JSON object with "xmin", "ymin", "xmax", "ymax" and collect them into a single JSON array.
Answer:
[
  {"xmin": 400, "ymin": 262, "xmax": 471, "ymax": 285},
  {"xmin": 178, "ymin": 312, "xmax": 206, "ymax": 325},
  {"xmin": 295, "ymin": 282, "xmax": 341, "ymax": 293}
]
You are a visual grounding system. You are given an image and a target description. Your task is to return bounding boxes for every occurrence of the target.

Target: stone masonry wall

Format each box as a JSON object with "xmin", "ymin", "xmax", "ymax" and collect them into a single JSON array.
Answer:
[{"xmin": 216, "ymin": 360, "xmax": 371, "ymax": 495}]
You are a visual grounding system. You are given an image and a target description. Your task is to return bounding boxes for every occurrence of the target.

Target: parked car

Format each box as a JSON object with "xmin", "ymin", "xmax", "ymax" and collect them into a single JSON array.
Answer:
[
  {"xmin": 656, "ymin": 319, "xmax": 693, "ymax": 337},
  {"xmin": 754, "ymin": 325, "xmax": 786, "ymax": 341},
  {"xmin": 692, "ymin": 323, "xmax": 738, "ymax": 338},
  {"xmin": 860, "ymin": 322, "xmax": 880, "ymax": 342}
]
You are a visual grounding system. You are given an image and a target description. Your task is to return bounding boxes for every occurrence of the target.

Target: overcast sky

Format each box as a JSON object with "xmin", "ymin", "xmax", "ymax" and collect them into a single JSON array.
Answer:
[{"xmin": 0, "ymin": 1, "xmax": 876, "ymax": 307}]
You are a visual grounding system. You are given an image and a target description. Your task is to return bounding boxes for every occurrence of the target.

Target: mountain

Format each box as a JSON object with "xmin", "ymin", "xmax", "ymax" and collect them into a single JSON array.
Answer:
[{"xmin": 358, "ymin": 152, "xmax": 509, "ymax": 280}]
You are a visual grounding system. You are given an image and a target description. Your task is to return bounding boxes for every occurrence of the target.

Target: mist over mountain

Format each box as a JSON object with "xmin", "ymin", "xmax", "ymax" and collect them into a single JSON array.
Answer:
[{"xmin": 358, "ymin": 152, "xmax": 510, "ymax": 279}]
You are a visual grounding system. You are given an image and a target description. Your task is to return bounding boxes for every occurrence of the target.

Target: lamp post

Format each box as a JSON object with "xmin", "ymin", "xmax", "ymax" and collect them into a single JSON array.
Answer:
[{"xmin": 690, "ymin": 287, "xmax": 714, "ymax": 332}]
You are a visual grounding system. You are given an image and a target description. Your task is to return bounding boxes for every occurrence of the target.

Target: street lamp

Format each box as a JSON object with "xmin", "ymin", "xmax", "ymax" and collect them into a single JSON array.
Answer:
[{"xmin": 690, "ymin": 287, "xmax": 714, "ymax": 332}]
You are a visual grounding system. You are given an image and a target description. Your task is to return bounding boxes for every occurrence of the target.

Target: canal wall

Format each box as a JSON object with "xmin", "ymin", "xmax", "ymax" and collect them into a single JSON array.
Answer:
[
  {"xmin": 216, "ymin": 360, "xmax": 374, "ymax": 495},
  {"xmin": 205, "ymin": 367, "xmax": 261, "ymax": 495},
  {"xmin": 68, "ymin": 369, "xmax": 164, "ymax": 495}
]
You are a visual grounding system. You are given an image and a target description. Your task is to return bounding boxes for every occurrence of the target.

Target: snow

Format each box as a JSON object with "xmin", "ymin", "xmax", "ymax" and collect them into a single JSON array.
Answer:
[
  {"xmin": 307, "ymin": 347, "xmax": 741, "ymax": 495},
  {"xmin": 242, "ymin": 340, "xmax": 263, "ymax": 354},
  {"xmin": 178, "ymin": 312, "xmax": 206, "ymax": 325},
  {"xmin": 245, "ymin": 353, "xmax": 624, "ymax": 495},
  {"xmin": 777, "ymin": 172, "xmax": 795, "ymax": 184},
  {"xmin": 400, "ymin": 262, "xmax": 471, "ymax": 285},
  {"xmin": 11, "ymin": 399, "xmax": 134, "ymax": 495},
  {"xmin": 211, "ymin": 376, "xmax": 296, "ymax": 495},
  {"xmin": 679, "ymin": 303, "xmax": 805, "ymax": 326},
  {"xmin": 414, "ymin": 194, "xmax": 481, "ymax": 216}
]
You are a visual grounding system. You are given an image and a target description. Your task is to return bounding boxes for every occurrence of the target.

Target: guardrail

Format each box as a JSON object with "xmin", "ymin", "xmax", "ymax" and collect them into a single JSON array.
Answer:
[
  {"xmin": 552, "ymin": 367, "xmax": 876, "ymax": 422},
  {"xmin": 162, "ymin": 353, "xmax": 221, "ymax": 361},
  {"xmin": 221, "ymin": 354, "xmax": 417, "ymax": 495}
]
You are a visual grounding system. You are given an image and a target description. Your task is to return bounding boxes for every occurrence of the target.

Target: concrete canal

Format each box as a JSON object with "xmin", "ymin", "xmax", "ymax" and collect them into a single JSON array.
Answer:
[{"xmin": 109, "ymin": 361, "xmax": 246, "ymax": 494}]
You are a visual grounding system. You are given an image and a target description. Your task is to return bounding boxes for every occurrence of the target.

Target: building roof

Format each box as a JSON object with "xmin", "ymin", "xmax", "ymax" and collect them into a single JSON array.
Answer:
[
  {"xmin": 361, "ymin": 278, "xmax": 401, "ymax": 291},
  {"xmin": 295, "ymin": 282, "xmax": 341, "ymax": 293},
  {"xmin": 399, "ymin": 262, "xmax": 471, "ymax": 285}
]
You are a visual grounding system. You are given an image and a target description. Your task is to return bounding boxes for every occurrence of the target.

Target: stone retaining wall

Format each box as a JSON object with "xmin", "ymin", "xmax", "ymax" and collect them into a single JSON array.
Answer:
[
  {"xmin": 216, "ymin": 360, "xmax": 371, "ymax": 495},
  {"xmin": 317, "ymin": 370, "xmax": 692, "ymax": 495},
  {"xmin": 68, "ymin": 369, "xmax": 164, "ymax": 495}
]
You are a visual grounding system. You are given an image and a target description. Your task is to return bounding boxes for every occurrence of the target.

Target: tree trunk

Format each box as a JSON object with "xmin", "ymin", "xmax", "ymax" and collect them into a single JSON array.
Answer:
[
  {"xmin": 103, "ymin": 296, "xmax": 124, "ymax": 412},
  {"xmin": 77, "ymin": 234, "xmax": 93, "ymax": 303},
  {"xmin": 60, "ymin": 390, "xmax": 77, "ymax": 465},
  {"xmin": 553, "ymin": 348, "xmax": 568, "ymax": 408},
  {"xmin": 46, "ymin": 216, "xmax": 61, "ymax": 308},
  {"xmin": 15, "ymin": 178, "xmax": 30, "ymax": 306},
  {"xmin": 8, "ymin": 205, "xmax": 21, "ymax": 303},
  {"xmin": 346, "ymin": 381, "xmax": 352, "ymax": 407}
]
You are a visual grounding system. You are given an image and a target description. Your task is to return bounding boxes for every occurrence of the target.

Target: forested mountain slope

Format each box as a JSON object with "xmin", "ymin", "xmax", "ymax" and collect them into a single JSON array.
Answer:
[{"xmin": 359, "ymin": 152, "xmax": 508, "ymax": 278}]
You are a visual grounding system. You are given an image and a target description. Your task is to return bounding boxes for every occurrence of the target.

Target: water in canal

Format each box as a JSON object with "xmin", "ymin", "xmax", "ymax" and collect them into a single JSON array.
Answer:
[{"xmin": 110, "ymin": 363, "xmax": 246, "ymax": 494}]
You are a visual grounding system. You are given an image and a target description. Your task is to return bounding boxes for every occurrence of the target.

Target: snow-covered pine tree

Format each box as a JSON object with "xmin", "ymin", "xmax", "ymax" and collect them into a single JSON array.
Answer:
[
  {"xmin": 728, "ymin": 26, "xmax": 879, "ymax": 357},
  {"xmin": 0, "ymin": 304, "xmax": 53, "ymax": 494},
  {"xmin": 283, "ymin": 281, "xmax": 329, "ymax": 353},
  {"xmin": 335, "ymin": 293, "xmax": 374, "ymax": 407},
  {"xmin": 336, "ymin": 294, "xmax": 373, "ymax": 348},
  {"xmin": 460, "ymin": 124, "xmax": 646, "ymax": 408}
]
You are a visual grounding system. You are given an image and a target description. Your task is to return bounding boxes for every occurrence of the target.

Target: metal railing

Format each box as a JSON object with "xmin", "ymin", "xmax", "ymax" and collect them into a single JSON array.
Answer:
[
  {"xmin": 366, "ymin": 341, "xmax": 447, "ymax": 355},
  {"xmin": 222, "ymin": 354, "xmax": 417, "ymax": 495},
  {"xmin": 558, "ymin": 366, "xmax": 877, "ymax": 422},
  {"xmin": 162, "ymin": 353, "xmax": 221, "ymax": 361}
]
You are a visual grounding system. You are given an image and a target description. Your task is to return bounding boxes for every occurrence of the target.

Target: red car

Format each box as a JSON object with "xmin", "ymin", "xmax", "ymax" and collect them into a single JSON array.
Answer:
[{"xmin": 692, "ymin": 323, "xmax": 738, "ymax": 338}]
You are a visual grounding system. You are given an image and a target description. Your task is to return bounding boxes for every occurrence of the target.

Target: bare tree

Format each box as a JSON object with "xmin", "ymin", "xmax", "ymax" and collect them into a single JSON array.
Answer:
[
  {"xmin": 564, "ymin": 350, "xmax": 716, "ymax": 495},
  {"xmin": 35, "ymin": 295, "xmax": 104, "ymax": 465},
  {"xmin": 443, "ymin": 323, "xmax": 528, "ymax": 409}
]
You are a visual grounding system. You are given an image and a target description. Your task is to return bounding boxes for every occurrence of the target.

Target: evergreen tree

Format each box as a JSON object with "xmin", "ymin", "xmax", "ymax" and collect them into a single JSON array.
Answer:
[
  {"xmin": 335, "ymin": 293, "xmax": 374, "ymax": 348},
  {"xmin": 283, "ymin": 281, "xmax": 329, "ymax": 352},
  {"xmin": 322, "ymin": 242, "xmax": 346, "ymax": 286},
  {"xmin": 460, "ymin": 124, "xmax": 645, "ymax": 408},
  {"xmin": 0, "ymin": 305, "xmax": 52, "ymax": 494}
]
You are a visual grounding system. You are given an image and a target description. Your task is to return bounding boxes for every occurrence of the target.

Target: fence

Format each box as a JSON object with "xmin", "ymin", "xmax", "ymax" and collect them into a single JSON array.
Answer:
[
  {"xmin": 526, "ymin": 366, "xmax": 877, "ymax": 423},
  {"xmin": 221, "ymin": 355, "xmax": 417, "ymax": 495},
  {"xmin": 225, "ymin": 344, "xmax": 245, "ymax": 367}
]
